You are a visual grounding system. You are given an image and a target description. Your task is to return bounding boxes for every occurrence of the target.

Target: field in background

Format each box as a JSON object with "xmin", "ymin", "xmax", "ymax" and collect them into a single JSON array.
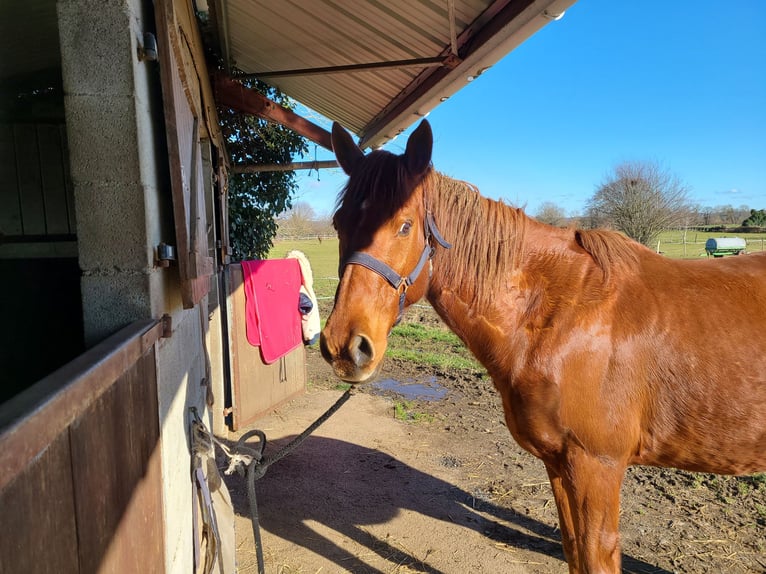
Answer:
[
  {"xmin": 656, "ymin": 229, "xmax": 766, "ymax": 258},
  {"xmin": 269, "ymin": 237, "xmax": 340, "ymax": 299}
]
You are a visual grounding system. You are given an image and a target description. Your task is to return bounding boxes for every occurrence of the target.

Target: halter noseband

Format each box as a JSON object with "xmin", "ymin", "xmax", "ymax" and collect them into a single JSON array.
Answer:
[{"xmin": 341, "ymin": 212, "xmax": 451, "ymax": 325}]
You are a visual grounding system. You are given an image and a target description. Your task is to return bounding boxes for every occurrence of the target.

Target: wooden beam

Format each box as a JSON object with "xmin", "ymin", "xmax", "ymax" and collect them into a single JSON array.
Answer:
[
  {"xmin": 238, "ymin": 57, "xmax": 445, "ymax": 79},
  {"xmin": 232, "ymin": 160, "xmax": 339, "ymax": 173},
  {"xmin": 214, "ymin": 73, "xmax": 334, "ymax": 151}
]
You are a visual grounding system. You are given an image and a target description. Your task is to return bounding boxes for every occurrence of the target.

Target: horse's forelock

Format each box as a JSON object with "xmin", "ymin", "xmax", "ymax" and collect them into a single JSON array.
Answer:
[{"xmin": 334, "ymin": 151, "xmax": 423, "ymax": 232}]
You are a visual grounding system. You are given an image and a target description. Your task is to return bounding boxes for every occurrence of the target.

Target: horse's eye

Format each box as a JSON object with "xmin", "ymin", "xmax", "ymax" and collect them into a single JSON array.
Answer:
[{"xmin": 398, "ymin": 220, "xmax": 413, "ymax": 236}]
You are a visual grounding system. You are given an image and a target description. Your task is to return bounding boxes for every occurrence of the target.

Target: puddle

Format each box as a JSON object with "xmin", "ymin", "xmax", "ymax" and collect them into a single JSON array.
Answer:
[{"xmin": 371, "ymin": 375, "xmax": 448, "ymax": 401}]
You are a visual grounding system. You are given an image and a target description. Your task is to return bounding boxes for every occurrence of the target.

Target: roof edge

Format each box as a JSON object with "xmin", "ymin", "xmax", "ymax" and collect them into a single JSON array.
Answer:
[{"xmin": 359, "ymin": 0, "xmax": 577, "ymax": 149}]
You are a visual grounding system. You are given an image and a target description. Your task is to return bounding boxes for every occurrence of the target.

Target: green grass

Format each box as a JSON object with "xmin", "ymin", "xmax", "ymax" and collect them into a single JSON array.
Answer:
[
  {"xmin": 393, "ymin": 400, "xmax": 434, "ymax": 423},
  {"xmin": 390, "ymin": 321, "xmax": 482, "ymax": 371},
  {"xmin": 387, "ymin": 322, "xmax": 483, "ymax": 372},
  {"xmin": 389, "ymin": 322, "xmax": 458, "ymax": 344},
  {"xmin": 385, "ymin": 347, "xmax": 482, "ymax": 371},
  {"xmin": 268, "ymin": 237, "xmax": 339, "ymax": 272}
]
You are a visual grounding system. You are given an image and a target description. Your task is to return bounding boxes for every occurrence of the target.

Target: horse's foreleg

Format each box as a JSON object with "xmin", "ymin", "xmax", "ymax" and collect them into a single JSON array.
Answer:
[
  {"xmin": 560, "ymin": 449, "xmax": 624, "ymax": 574},
  {"xmin": 546, "ymin": 464, "xmax": 578, "ymax": 572}
]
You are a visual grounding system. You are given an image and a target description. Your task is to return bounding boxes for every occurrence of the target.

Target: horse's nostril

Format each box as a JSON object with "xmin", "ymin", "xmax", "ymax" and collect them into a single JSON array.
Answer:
[{"xmin": 350, "ymin": 334, "xmax": 374, "ymax": 368}]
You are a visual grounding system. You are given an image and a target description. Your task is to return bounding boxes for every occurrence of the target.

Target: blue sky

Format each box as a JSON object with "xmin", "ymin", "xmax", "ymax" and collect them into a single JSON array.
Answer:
[{"xmin": 292, "ymin": 0, "xmax": 766, "ymax": 218}]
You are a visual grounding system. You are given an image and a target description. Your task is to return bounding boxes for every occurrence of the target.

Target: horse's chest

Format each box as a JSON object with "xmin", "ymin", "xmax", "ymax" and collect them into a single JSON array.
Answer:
[{"xmin": 495, "ymin": 375, "xmax": 567, "ymax": 460}]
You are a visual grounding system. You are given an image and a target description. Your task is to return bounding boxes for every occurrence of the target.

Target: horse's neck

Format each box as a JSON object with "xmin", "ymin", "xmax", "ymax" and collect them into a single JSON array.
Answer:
[
  {"xmin": 425, "ymin": 185, "xmax": 521, "ymax": 353},
  {"xmin": 425, "ymin": 193, "xmax": 579, "ymax": 368}
]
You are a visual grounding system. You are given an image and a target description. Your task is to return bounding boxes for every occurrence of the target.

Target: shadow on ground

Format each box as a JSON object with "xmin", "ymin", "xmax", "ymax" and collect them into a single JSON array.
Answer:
[{"xmin": 221, "ymin": 435, "xmax": 670, "ymax": 573}]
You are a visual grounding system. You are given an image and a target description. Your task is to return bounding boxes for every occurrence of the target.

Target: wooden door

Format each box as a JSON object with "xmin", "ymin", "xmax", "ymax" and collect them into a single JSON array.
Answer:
[
  {"xmin": 225, "ymin": 264, "xmax": 307, "ymax": 430},
  {"xmin": 154, "ymin": 0, "xmax": 215, "ymax": 308}
]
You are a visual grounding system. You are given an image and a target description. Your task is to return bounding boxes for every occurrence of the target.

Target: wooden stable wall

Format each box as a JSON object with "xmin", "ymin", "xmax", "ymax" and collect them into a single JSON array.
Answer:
[
  {"xmin": 0, "ymin": 320, "xmax": 165, "ymax": 574},
  {"xmin": 0, "ymin": 122, "xmax": 75, "ymax": 239}
]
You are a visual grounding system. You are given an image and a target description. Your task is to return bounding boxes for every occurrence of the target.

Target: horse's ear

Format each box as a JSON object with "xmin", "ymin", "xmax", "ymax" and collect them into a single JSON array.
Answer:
[
  {"xmin": 404, "ymin": 120, "xmax": 433, "ymax": 177},
  {"xmin": 331, "ymin": 122, "xmax": 364, "ymax": 175}
]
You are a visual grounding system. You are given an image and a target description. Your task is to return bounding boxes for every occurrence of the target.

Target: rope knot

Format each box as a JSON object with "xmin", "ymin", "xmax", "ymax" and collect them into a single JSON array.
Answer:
[{"xmin": 229, "ymin": 429, "xmax": 267, "ymax": 477}]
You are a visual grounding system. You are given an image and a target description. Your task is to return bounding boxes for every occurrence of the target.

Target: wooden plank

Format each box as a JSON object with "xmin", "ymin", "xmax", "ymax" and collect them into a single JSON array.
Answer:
[
  {"xmin": 70, "ymin": 349, "xmax": 164, "ymax": 573},
  {"xmin": 14, "ymin": 124, "xmax": 45, "ymax": 234},
  {"xmin": 216, "ymin": 160, "xmax": 230, "ymax": 264},
  {"xmin": 234, "ymin": 343, "xmax": 306, "ymax": 430},
  {"xmin": 0, "ymin": 432, "xmax": 79, "ymax": 574},
  {"xmin": 226, "ymin": 264, "xmax": 306, "ymax": 430},
  {"xmin": 173, "ymin": 0, "xmax": 224, "ymax": 148},
  {"xmin": 173, "ymin": 23, "xmax": 203, "ymax": 129},
  {"xmin": 0, "ymin": 319, "xmax": 163, "ymax": 491},
  {"xmin": 155, "ymin": 0, "xmax": 212, "ymax": 308},
  {"xmin": 0, "ymin": 123, "xmax": 22, "ymax": 234},
  {"xmin": 37, "ymin": 123, "xmax": 71, "ymax": 234}
]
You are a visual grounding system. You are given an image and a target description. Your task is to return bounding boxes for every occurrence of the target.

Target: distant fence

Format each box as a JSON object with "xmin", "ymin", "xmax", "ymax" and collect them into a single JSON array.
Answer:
[
  {"xmin": 686, "ymin": 226, "xmax": 766, "ymax": 234},
  {"xmin": 274, "ymin": 234, "xmax": 338, "ymax": 242},
  {"xmin": 657, "ymin": 237, "xmax": 766, "ymax": 257},
  {"xmin": 272, "ymin": 233, "xmax": 766, "ymax": 258}
]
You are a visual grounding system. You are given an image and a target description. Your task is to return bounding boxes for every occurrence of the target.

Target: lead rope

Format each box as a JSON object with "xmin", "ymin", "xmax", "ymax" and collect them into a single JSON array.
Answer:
[{"xmin": 192, "ymin": 387, "xmax": 354, "ymax": 574}]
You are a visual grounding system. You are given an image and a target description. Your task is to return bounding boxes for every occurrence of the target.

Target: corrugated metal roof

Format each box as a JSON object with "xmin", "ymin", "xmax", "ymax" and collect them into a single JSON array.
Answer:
[
  {"xmin": 211, "ymin": 0, "xmax": 577, "ymax": 148},
  {"xmin": 0, "ymin": 0, "xmax": 577, "ymax": 148}
]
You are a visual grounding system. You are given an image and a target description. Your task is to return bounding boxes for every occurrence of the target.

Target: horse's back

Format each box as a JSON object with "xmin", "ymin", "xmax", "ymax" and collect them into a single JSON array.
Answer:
[{"xmin": 641, "ymin": 250, "xmax": 766, "ymax": 325}]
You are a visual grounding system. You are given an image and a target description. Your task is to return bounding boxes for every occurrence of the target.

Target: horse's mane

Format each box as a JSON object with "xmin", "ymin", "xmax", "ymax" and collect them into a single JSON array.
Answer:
[
  {"xmin": 424, "ymin": 170, "xmax": 526, "ymax": 307},
  {"xmin": 424, "ymin": 170, "xmax": 641, "ymax": 304},
  {"xmin": 574, "ymin": 228, "xmax": 640, "ymax": 283}
]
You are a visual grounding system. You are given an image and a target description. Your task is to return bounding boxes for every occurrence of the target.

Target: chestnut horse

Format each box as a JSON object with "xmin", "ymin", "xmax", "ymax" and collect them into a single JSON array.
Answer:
[{"xmin": 320, "ymin": 120, "xmax": 766, "ymax": 573}]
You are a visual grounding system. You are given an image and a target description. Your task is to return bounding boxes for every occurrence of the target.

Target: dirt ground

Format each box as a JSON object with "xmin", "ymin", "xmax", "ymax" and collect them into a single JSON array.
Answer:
[{"xmin": 224, "ymin": 307, "xmax": 766, "ymax": 574}]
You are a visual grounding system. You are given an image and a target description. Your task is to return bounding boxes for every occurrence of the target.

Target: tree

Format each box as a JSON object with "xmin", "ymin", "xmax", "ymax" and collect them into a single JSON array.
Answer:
[
  {"xmin": 533, "ymin": 201, "xmax": 567, "ymax": 226},
  {"xmin": 742, "ymin": 208, "xmax": 766, "ymax": 227},
  {"xmin": 276, "ymin": 201, "xmax": 317, "ymax": 238},
  {"xmin": 586, "ymin": 161, "xmax": 693, "ymax": 247},
  {"xmin": 218, "ymin": 78, "xmax": 308, "ymax": 260}
]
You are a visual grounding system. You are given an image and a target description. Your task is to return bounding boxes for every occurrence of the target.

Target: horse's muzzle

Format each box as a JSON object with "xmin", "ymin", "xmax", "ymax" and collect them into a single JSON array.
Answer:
[{"xmin": 319, "ymin": 331, "xmax": 377, "ymax": 383}]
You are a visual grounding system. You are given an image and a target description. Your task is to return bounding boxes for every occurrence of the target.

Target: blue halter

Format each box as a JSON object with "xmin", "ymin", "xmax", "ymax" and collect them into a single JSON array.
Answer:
[{"xmin": 341, "ymin": 211, "xmax": 451, "ymax": 325}]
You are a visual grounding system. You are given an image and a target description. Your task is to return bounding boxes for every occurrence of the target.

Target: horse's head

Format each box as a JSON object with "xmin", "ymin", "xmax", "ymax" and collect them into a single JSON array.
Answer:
[{"xmin": 320, "ymin": 120, "xmax": 444, "ymax": 382}]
